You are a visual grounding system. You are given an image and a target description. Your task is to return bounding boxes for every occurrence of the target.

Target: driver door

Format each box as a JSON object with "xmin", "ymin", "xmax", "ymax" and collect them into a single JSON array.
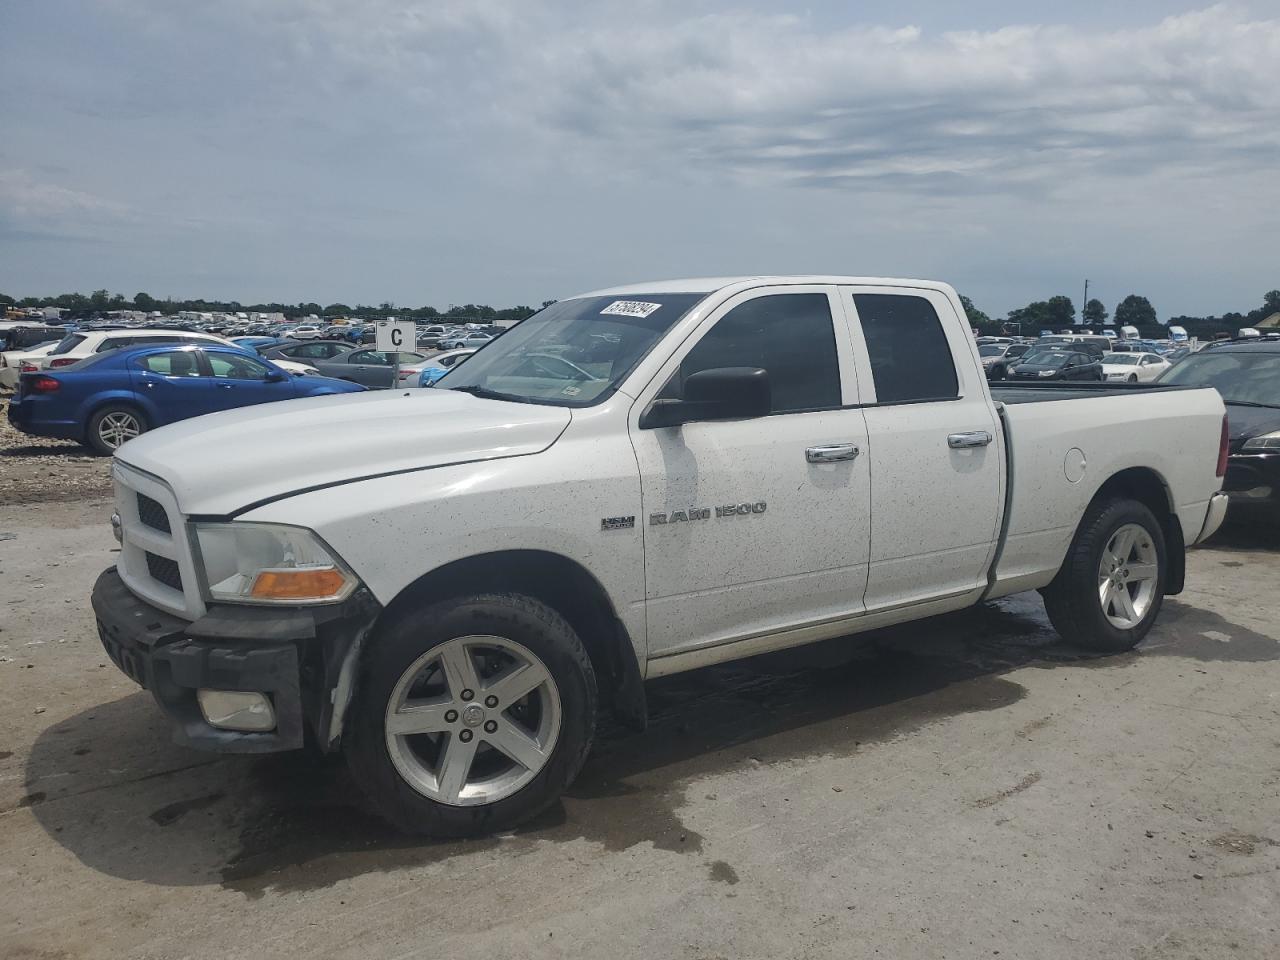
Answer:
[
  {"xmin": 629, "ymin": 286, "xmax": 871, "ymax": 660},
  {"xmin": 203, "ymin": 351, "xmax": 292, "ymax": 411}
]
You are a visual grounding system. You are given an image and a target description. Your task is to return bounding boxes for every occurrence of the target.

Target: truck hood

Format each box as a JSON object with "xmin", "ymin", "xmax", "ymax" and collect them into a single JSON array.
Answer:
[{"xmin": 115, "ymin": 389, "xmax": 572, "ymax": 516}]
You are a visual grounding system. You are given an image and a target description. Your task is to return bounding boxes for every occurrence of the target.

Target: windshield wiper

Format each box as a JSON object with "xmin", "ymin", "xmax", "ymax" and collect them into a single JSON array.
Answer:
[
  {"xmin": 1224, "ymin": 399, "xmax": 1280, "ymax": 409},
  {"xmin": 446, "ymin": 384, "xmax": 530, "ymax": 404}
]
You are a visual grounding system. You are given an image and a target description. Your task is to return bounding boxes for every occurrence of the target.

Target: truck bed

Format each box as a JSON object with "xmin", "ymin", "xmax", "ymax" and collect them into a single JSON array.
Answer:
[{"xmin": 990, "ymin": 381, "xmax": 1200, "ymax": 405}]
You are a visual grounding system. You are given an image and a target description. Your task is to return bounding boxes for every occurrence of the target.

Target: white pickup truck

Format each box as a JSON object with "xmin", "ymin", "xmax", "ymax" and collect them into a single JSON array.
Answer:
[{"xmin": 91, "ymin": 276, "xmax": 1230, "ymax": 836}]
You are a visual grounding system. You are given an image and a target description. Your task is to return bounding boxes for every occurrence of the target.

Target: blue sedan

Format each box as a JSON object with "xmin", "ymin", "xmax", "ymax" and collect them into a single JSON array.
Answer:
[{"xmin": 7, "ymin": 343, "xmax": 364, "ymax": 454}]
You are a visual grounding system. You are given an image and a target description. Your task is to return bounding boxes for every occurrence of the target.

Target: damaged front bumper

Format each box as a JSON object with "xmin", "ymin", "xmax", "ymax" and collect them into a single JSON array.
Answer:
[{"xmin": 91, "ymin": 567, "xmax": 381, "ymax": 753}]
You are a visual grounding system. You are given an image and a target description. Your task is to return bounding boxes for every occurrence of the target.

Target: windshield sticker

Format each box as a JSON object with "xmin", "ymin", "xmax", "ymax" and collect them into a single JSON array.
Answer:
[
  {"xmin": 601, "ymin": 300, "xmax": 662, "ymax": 318},
  {"xmin": 561, "ymin": 385, "xmax": 582, "ymax": 397}
]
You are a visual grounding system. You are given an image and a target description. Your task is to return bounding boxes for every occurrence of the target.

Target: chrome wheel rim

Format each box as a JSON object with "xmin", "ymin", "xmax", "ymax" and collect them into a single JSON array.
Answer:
[
  {"xmin": 384, "ymin": 635, "xmax": 561, "ymax": 807},
  {"xmin": 98, "ymin": 411, "xmax": 141, "ymax": 448},
  {"xmin": 1097, "ymin": 523, "xmax": 1159, "ymax": 629}
]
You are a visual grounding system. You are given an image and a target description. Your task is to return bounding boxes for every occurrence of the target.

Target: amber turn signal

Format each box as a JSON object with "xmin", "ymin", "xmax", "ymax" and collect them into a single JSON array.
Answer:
[{"xmin": 250, "ymin": 567, "xmax": 349, "ymax": 600}]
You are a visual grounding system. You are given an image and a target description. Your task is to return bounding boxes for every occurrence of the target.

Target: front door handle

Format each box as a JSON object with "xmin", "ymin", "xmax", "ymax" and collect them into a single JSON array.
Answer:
[
  {"xmin": 806, "ymin": 443, "xmax": 860, "ymax": 463},
  {"xmin": 948, "ymin": 431, "xmax": 993, "ymax": 449}
]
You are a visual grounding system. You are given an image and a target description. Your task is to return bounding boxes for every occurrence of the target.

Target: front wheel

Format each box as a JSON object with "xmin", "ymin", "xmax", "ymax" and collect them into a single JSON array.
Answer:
[
  {"xmin": 345, "ymin": 593, "xmax": 597, "ymax": 836},
  {"xmin": 86, "ymin": 404, "xmax": 147, "ymax": 455},
  {"xmin": 1128, "ymin": 373, "xmax": 1138, "ymax": 383},
  {"xmin": 1041, "ymin": 497, "xmax": 1166, "ymax": 652}
]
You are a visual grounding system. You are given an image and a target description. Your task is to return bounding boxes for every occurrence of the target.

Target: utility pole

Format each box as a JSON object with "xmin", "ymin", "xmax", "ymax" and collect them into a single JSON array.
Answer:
[{"xmin": 1081, "ymin": 279, "xmax": 1089, "ymax": 327}]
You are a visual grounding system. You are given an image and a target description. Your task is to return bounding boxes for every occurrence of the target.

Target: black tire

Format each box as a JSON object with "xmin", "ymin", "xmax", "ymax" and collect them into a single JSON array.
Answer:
[
  {"xmin": 85, "ymin": 403, "xmax": 147, "ymax": 456},
  {"xmin": 1041, "ymin": 497, "xmax": 1167, "ymax": 652},
  {"xmin": 345, "ymin": 593, "xmax": 597, "ymax": 837},
  {"xmin": 1127, "ymin": 374, "xmax": 1138, "ymax": 383}
]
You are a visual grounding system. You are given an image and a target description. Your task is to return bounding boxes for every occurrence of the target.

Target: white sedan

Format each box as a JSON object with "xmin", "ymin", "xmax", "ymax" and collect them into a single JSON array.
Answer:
[
  {"xmin": 1100, "ymin": 352, "xmax": 1171, "ymax": 382},
  {"xmin": 0, "ymin": 341, "xmax": 59, "ymax": 389},
  {"xmin": 397, "ymin": 348, "xmax": 477, "ymax": 386}
]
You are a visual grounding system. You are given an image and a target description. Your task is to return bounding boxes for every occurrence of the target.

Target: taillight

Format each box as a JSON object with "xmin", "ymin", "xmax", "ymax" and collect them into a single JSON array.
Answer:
[
  {"xmin": 30, "ymin": 375, "xmax": 60, "ymax": 393},
  {"xmin": 1216, "ymin": 414, "xmax": 1229, "ymax": 478},
  {"xmin": 49, "ymin": 357, "xmax": 78, "ymax": 368},
  {"xmin": 19, "ymin": 361, "xmax": 38, "ymax": 373}
]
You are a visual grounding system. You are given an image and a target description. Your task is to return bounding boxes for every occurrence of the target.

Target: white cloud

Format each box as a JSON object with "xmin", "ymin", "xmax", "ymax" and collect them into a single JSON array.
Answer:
[
  {"xmin": 0, "ymin": 169, "xmax": 130, "ymax": 227},
  {"xmin": 109, "ymin": 2, "xmax": 1280, "ymax": 195}
]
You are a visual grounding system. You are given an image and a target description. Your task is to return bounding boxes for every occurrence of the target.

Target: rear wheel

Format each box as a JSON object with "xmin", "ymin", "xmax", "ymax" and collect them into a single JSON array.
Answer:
[
  {"xmin": 86, "ymin": 404, "xmax": 146, "ymax": 455},
  {"xmin": 1041, "ymin": 497, "xmax": 1166, "ymax": 652},
  {"xmin": 346, "ymin": 593, "xmax": 596, "ymax": 836}
]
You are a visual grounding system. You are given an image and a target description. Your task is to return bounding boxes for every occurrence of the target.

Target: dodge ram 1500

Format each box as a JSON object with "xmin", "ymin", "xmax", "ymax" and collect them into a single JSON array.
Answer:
[{"xmin": 91, "ymin": 276, "xmax": 1229, "ymax": 835}]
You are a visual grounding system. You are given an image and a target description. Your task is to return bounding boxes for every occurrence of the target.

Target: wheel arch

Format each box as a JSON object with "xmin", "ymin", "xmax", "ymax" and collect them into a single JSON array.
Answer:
[
  {"xmin": 1086, "ymin": 466, "xmax": 1185, "ymax": 595},
  {"xmin": 79, "ymin": 391, "xmax": 153, "ymax": 440},
  {"xmin": 369, "ymin": 550, "xmax": 646, "ymax": 730}
]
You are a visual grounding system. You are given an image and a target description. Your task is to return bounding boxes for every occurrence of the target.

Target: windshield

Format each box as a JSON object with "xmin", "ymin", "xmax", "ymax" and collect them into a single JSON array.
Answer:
[
  {"xmin": 1104, "ymin": 354, "xmax": 1139, "ymax": 365},
  {"xmin": 50, "ymin": 334, "xmax": 88, "ymax": 355},
  {"xmin": 978, "ymin": 345, "xmax": 1005, "ymax": 357},
  {"xmin": 1158, "ymin": 351, "xmax": 1280, "ymax": 407},
  {"xmin": 1021, "ymin": 351, "xmax": 1067, "ymax": 367},
  {"xmin": 438, "ymin": 293, "xmax": 707, "ymax": 405}
]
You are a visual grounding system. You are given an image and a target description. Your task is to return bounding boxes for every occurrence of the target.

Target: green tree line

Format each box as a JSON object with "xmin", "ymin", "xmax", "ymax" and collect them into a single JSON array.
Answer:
[
  {"xmin": 0, "ymin": 289, "xmax": 551, "ymax": 323},
  {"xmin": 960, "ymin": 289, "xmax": 1280, "ymax": 339},
  {"xmin": 5, "ymin": 288, "xmax": 1277, "ymax": 340}
]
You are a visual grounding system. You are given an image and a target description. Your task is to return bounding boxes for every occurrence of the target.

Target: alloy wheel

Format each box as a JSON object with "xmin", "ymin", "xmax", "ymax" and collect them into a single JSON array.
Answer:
[
  {"xmin": 98, "ymin": 411, "xmax": 141, "ymax": 448},
  {"xmin": 1097, "ymin": 523, "xmax": 1159, "ymax": 629},
  {"xmin": 384, "ymin": 634, "xmax": 562, "ymax": 806}
]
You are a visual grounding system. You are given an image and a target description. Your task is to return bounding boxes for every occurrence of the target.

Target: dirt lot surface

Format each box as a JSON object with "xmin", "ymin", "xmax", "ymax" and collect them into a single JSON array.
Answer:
[
  {"xmin": 0, "ymin": 416, "xmax": 112, "ymax": 505},
  {"xmin": 1, "ymin": 493, "xmax": 1278, "ymax": 960}
]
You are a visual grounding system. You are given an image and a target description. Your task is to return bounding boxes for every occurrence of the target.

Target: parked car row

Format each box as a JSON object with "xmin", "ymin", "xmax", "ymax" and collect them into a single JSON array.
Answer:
[{"xmin": 6, "ymin": 344, "xmax": 364, "ymax": 454}]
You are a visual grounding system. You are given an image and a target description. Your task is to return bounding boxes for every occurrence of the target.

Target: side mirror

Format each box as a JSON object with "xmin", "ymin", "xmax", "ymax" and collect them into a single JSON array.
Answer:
[
  {"xmin": 264, "ymin": 369, "xmax": 287, "ymax": 382},
  {"xmin": 640, "ymin": 367, "xmax": 771, "ymax": 429}
]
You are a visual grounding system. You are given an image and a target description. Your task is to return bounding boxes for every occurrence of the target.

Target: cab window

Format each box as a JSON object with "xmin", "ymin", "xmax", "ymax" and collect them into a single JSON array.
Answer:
[
  {"xmin": 853, "ymin": 294, "xmax": 959, "ymax": 403},
  {"xmin": 676, "ymin": 293, "xmax": 841, "ymax": 414}
]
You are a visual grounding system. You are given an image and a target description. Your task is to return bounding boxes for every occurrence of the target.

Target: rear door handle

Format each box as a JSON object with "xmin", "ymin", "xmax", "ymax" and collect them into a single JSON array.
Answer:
[
  {"xmin": 948, "ymin": 431, "xmax": 993, "ymax": 449},
  {"xmin": 806, "ymin": 443, "xmax": 860, "ymax": 463}
]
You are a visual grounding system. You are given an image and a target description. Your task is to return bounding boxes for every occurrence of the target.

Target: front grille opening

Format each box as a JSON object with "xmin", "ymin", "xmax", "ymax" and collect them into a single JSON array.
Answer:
[
  {"xmin": 145, "ymin": 552, "xmax": 183, "ymax": 592},
  {"xmin": 137, "ymin": 493, "xmax": 171, "ymax": 534}
]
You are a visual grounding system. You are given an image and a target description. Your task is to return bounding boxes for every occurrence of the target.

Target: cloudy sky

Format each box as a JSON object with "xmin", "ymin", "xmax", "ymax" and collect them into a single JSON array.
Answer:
[{"xmin": 2, "ymin": 1, "xmax": 1278, "ymax": 317}]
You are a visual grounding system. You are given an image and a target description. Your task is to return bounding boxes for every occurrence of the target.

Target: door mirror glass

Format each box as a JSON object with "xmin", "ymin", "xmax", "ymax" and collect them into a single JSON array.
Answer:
[{"xmin": 640, "ymin": 367, "xmax": 771, "ymax": 428}]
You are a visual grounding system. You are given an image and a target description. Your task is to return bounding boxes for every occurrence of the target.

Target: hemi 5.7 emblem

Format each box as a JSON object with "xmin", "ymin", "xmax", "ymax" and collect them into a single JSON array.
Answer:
[
  {"xmin": 601, "ymin": 516, "xmax": 636, "ymax": 531},
  {"xmin": 651, "ymin": 502, "xmax": 767, "ymax": 525}
]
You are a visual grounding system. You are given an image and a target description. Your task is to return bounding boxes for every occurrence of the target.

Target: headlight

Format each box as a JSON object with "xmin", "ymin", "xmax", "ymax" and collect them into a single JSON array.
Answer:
[
  {"xmin": 1039, "ymin": 369, "xmax": 1055, "ymax": 377},
  {"xmin": 1242, "ymin": 431, "xmax": 1280, "ymax": 452},
  {"xmin": 192, "ymin": 522, "xmax": 357, "ymax": 604}
]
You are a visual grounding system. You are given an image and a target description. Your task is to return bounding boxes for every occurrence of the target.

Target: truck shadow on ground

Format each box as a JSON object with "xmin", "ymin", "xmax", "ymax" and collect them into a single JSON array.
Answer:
[{"xmin": 21, "ymin": 590, "xmax": 1278, "ymax": 899}]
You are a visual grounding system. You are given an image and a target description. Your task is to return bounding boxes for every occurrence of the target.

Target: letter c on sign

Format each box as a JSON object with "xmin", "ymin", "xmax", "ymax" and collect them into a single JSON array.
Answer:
[{"xmin": 390, "ymin": 327, "xmax": 403, "ymax": 348}]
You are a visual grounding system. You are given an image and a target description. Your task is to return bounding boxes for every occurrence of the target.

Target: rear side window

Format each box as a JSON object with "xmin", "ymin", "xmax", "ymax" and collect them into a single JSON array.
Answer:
[
  {"xmin": 678, "ymin": 293, "xmax": 841, "ymax": 413},
  {"xmin": 136, "ymin": 352, "xmax": 202, "ymax": 377},
  {"xmin": 97, "ymin": 337, "xmax": 136, "ymax": 353},
  {"xmin": 853, "ymin": 294, "xmax": 959, "ymax": 403}
]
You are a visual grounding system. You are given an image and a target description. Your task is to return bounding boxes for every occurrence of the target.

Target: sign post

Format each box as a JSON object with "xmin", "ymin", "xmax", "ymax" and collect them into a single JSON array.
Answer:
[{"xmin": 375, "ymin": 319, "xmax": 416, "ymax": 390}]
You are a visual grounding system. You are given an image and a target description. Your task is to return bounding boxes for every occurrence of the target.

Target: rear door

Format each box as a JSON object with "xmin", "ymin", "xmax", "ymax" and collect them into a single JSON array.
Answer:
[
  {"xmin": 630, "ymin": 286, "xmax": 872, "ymax": 658},
  {"xmin": 838, "ymin": 287, "xmax": 1003, "ymax": 611},
  {"xmin": 129, "ymin": 350, "xmax": 216, "ymax": 422}
]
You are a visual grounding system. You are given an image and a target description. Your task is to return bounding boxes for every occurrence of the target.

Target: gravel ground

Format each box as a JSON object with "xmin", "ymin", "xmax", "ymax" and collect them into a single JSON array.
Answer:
[
  {"xmin": 1, "ymin": 497, "xmax": 1278, "ymax": 960},
  {"xmin": 0, "ymin": 414, "xmax": 113, "ymax": 505}
]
